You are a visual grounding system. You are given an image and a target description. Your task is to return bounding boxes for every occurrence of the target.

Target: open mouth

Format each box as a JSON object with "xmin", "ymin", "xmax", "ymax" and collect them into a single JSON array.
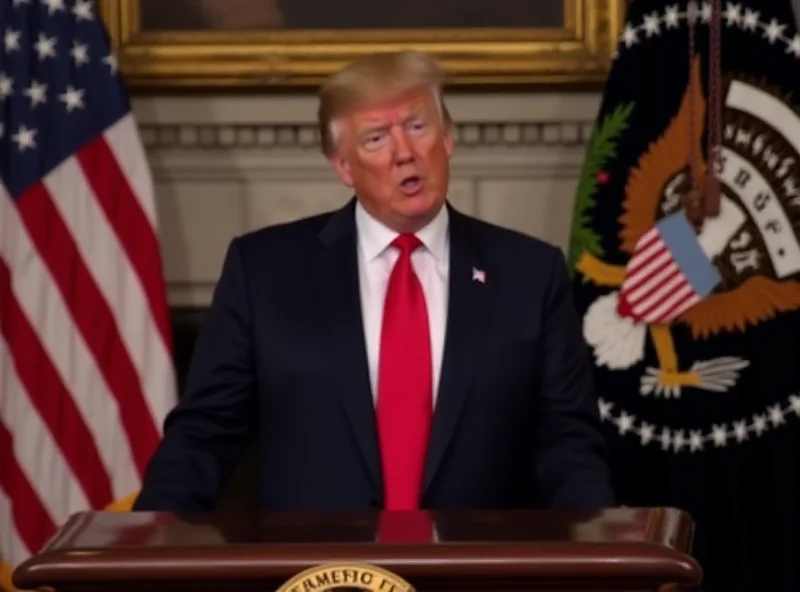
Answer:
[{"xmin": 399, "ymin": 175, "xmax": 424, "ymax": 195}]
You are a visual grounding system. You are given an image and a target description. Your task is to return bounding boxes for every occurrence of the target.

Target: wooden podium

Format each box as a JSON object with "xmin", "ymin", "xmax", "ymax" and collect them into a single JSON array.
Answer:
[{"xmin": 13, "ymin": 507, "xmax": 701, "ymax": 591}]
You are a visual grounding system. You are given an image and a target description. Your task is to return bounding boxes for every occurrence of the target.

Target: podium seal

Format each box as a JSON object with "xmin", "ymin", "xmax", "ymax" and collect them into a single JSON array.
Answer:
[{"xmin": 276, "ymin": 563, "xmax": 414, "ymax": 592}]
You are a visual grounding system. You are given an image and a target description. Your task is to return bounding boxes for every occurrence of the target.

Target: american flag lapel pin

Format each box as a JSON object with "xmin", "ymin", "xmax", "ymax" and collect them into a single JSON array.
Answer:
[{"xmin": 472, "ymin": 267, "xmax": 486, "ymax": 284}]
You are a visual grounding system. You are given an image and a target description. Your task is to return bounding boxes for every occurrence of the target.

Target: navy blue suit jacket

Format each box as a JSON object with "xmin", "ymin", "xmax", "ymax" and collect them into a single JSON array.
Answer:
[{"xmin": 134, "ymin": 200, "xmax": 614, "ymax": 511}]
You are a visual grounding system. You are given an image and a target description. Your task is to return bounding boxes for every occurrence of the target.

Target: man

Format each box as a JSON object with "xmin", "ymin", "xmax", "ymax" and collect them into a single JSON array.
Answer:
[{"xmin": 134, "ymin": 51, "xmax": 615, "ymax": 512}]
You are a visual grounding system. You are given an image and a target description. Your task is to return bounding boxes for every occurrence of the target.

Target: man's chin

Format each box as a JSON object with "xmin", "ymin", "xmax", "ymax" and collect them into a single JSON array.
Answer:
[
  {"xmin": 389, "ymin": 194, "xmax": 443, "ymax": 229},
  {"xmin": 398, "ymin": 193, "xmax": 441, "ymax": 214}
]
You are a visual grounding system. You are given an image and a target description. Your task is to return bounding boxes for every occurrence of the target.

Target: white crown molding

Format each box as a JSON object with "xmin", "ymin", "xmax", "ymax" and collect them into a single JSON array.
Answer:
[
  {"xmin": 131, "ymin": 93, "xmax": 602, "ymax": 125},
  {"xmin": 138, "ymin": 120, "xmax": 595, "ymax": 153},
  {"xmin": 132, "ymin": 92, "xmax": 601, "ymax": 151}
]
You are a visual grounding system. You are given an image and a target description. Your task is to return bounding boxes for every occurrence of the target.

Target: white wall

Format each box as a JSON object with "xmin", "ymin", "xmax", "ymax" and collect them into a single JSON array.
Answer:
[{"xmin": 132, "ymin": 92, "xmax": 602, "ymax": 306}]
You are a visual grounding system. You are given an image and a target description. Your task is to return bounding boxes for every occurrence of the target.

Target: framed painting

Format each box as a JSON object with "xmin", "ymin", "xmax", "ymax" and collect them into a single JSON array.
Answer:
[{"xmin": 98, "ymin": 0, "xmax": 626, "ymax": 89}]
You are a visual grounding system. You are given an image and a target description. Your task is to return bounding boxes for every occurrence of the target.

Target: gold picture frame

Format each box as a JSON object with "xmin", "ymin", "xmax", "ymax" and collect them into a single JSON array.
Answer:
[{"xmin": 98, "ymin": 0, "xmax": 625, "ymax": 90}]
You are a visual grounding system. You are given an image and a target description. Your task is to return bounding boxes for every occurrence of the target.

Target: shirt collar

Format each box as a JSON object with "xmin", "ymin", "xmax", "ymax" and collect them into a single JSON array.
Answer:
[{"xmin": 355, "ymin": 199, "xmax": 449, "ymax": 263}]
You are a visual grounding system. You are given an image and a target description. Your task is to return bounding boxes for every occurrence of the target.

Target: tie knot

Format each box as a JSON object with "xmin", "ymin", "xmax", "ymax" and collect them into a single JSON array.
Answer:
[{"xmin": 392, "ymin": 233, "xmax": 422, "ymax": 256}]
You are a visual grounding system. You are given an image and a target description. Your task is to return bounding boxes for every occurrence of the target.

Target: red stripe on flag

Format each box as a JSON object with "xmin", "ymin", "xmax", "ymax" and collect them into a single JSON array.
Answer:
[
  {"xmin": 626, "ymin": 246, "xmax": 670, "ymax": 288},
  {"xmin": 643, "ymin": 286, "xmax": 697, "ymax": 324},
  {"xmin": 76, "ymin": 136, "xmax": 172, "ymax": 352},
  {"xmin": 668, "ymin": 291, "xmax": 699, "ymax": 319},
  {"xmin": 0, "ymin": 258, "xmax": 113, "ymax": 509},
  {"xmin": 623, "ymin": 257, "xmax": 675, "ymax": 301},
  {"xmin": 629, "ymin": 267, "xmax": 681, "ymax": 307},
  {"xmin": 15, "ymin": 184, "xmax": 160, "ymax": 475},
  {"xmin": 626, "ymin": 232, "xmax": 659, "ymax": 273},
  {"xmin": 0, "ymin": 417, "xmax": 57, "ymax": 556},
  {"xmin": 632, "ymin": 270, "xmax": 684, "ymax": 315}
]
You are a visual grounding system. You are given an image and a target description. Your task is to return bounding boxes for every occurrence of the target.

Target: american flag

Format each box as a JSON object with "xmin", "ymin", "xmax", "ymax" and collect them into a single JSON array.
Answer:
[
  {"xmin": 0, "ymin": 0, "xmax": 176, "ymax": 588},
  {"xmin": 616, "ymin": 210, "xmax": 721, "ymax": 325}
]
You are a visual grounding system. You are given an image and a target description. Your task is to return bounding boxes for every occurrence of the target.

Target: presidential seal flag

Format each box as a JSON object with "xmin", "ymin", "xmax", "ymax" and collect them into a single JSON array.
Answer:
[{"xmin": 569, "ymin": 1, "xmax": 800, "ymax": 591}]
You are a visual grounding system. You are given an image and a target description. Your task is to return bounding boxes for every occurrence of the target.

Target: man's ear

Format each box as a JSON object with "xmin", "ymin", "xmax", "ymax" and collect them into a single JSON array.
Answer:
[{"xmin": 329, "ymin": 152, "xmax": 354, "ymax": 187}]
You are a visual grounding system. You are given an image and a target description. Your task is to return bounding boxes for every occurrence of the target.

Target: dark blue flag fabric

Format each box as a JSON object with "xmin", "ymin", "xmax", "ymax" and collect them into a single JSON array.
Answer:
[{"xmin": 568, "ymin": 1, "xmax": 800, "ymax": 591}]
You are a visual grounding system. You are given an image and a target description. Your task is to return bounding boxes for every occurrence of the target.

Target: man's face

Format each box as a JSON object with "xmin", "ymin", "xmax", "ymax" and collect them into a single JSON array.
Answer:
[{"xmin": 328, "ymin": 87, "xmax": 453, "ymax": 232}]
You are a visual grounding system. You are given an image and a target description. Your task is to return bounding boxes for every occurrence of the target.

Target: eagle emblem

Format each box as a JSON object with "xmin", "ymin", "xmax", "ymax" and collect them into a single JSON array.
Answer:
[{"xmin": 578, "ymin": 56, "xmax": 800, "ymax": 399}]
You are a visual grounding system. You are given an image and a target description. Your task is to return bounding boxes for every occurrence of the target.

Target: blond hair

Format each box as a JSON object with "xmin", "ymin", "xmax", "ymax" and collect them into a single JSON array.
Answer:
[{"xmin": 317, "ymin": 50, "xmax": 451, "ymax": 156}]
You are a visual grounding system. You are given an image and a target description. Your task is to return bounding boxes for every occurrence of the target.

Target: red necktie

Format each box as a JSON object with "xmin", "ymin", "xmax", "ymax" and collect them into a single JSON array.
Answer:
[{"xmin": 376, "ymin": 233, "xmax": 433, "ymax": 511}]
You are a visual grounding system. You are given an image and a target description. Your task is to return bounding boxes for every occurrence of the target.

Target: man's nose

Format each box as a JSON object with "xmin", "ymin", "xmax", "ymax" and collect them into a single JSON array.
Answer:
[{"xmin": 391, "ymin": 128, "xmax": 413, "ymax": 163}]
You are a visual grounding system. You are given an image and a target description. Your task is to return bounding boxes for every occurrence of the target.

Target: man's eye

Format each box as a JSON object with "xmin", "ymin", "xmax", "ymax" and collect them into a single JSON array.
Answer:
[
  {"xmin": 407, "ymin": 120, "xmax": 428, "ymax": 134},
  {"xmin": 362, "ymin": 133, "xmax": 388, "ymax": 150}
]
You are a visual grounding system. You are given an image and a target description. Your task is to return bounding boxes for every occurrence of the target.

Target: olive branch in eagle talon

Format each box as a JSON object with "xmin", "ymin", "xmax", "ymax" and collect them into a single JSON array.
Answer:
[{"xmin": 567, "ymin": 101, "xmax": 635, "ymax": 274}]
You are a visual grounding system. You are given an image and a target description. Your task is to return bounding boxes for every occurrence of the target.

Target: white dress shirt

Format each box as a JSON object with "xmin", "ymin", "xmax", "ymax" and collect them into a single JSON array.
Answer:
[{"xmin": 355, "ymin": 200, "xmax": 449, "ymax": 406}]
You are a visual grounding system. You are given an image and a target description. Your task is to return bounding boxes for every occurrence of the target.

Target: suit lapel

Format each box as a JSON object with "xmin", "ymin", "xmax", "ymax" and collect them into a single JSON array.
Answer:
[
  {"xmin": 423, "ymin": 207, "xmax": 494, "ymax": 496},
  {"xmin": 311, "ymin": 200, "xmax": 381, "ymax": 493}
]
